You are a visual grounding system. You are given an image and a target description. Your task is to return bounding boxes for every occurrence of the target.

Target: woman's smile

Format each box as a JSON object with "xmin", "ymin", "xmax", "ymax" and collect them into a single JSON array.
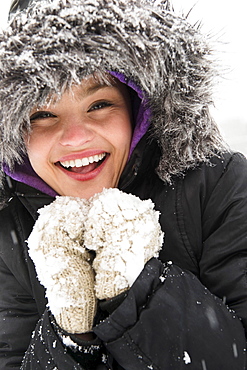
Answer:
[{"xmin": 55, "ymin": 151, "xmax": 109, "ymax": 178}]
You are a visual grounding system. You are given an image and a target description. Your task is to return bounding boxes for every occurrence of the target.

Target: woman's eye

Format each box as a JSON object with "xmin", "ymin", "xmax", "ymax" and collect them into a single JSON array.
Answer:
[
  {"xmin": 88, "ymin": 101, "xmax": 112, "ymax": 112},
  {"xmin": 30, "ymin": 111, "xmax": 56, "ymax": 121}
]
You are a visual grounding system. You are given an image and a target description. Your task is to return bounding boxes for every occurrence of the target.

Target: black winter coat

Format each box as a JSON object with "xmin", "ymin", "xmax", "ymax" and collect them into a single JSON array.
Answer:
[{"xmin": 0, "ymin": 148, "xmax": 247, "ymax": 369}]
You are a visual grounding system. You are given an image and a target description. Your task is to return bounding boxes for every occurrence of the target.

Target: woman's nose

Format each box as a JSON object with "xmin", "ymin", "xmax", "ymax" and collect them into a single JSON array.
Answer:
[{"xmin": 59, "ymin": 117, "xmax": 94, "ymax": 147}]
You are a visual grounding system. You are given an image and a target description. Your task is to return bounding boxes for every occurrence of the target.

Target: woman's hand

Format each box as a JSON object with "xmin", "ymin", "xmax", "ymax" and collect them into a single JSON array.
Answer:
[
  {"xmin": 27, "ymin": 196, "xmax": 97, "ymax": 334},
  {"xmin": 84, "ymin": 188, "xmax": 164, "ymax": 300}
]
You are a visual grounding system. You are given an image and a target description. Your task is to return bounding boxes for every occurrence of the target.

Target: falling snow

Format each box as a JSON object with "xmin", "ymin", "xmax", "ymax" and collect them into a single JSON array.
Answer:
[{"xmin": 183, "ymin": 351, "xmax": 191, "ymax": 365}]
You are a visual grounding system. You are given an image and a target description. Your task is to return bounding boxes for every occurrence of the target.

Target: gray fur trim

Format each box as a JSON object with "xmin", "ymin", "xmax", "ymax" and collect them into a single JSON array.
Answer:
[{"xmin": 0, "ymin": 0, "xmax": 227, "ymax": 184}]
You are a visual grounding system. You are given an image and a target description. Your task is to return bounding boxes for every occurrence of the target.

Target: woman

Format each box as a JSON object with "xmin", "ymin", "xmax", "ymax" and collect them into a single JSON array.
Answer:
[{"xmin": 0, "ymin": 0, "xmax": 247, "ymax": 368}]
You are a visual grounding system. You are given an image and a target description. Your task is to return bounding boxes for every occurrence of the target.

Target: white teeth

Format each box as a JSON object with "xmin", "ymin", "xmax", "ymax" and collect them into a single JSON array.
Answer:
[
  {"xmin": 60, "ymin": 153, "xmax": 106, "ymax": 168},
  {"xmin": 81, "ymin": 157, "xmax": 89, "ymax": 166},
  {"xmin": 75, "ymin": 159, "xmax": 82, "ymax": 167}
]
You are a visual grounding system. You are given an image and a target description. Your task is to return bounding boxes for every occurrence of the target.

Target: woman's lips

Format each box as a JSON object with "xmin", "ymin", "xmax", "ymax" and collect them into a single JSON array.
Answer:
[{"xmin": 55, "ymin": 153, "xmax": 109, "ymax": 180}]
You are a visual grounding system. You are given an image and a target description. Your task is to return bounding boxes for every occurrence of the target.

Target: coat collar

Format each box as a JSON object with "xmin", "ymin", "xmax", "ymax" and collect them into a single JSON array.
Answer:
[{"xmin": 14, "ymin": 180, "xmax": 54, "ymax": 220}]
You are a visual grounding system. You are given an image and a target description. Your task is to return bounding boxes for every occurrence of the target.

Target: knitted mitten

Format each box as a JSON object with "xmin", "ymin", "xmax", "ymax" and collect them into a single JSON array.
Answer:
[
  {"xmin": 28, "ymin": 196, "xmax": 96, "ymax": 334},
  {"xmin": 84, "ymin": 188, "xmax": 164, "ymax": 300}
]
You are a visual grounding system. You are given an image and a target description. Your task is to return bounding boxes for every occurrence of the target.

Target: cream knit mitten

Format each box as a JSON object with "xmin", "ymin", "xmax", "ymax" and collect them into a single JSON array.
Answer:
[
  {"xmin": 27, "ymin": 196, "xmax": 96, "ymax": 334},
  {"xmin": 84, "ymin": 188, "xmax": 164, "ymax": 300}
]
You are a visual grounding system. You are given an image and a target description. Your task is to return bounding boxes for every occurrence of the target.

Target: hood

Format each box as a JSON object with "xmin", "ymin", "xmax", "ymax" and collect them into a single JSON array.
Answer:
[{"xmin": 0, "ymin": 0, "xmax": 226, "ymax": 189}]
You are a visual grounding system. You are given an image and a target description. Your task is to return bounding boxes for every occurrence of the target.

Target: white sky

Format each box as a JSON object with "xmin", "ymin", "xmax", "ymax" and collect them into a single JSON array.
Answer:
[{"xmin": 0, "ymin": 0, "xmax": 246, "ymax": 153}]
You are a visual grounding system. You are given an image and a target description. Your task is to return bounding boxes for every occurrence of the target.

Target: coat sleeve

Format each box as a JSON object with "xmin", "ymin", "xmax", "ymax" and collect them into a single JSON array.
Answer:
[
  {"xmin": 0, "ymin": 199, "xmax": 41, "ymax": 369},
  {"xmin": 94, "ymin": 258, "xmax": 246, "ymax": 370},
  {"xmin": 20, "ymin": 309, "xmax": 105, "ymax": 370},
  {"xmin": 0, "ymin": 256, "xmax": 40, "ymax": 369},
  {"xmin": 198, "ymin": 153, "xmax": 247, "ymax": 335}
]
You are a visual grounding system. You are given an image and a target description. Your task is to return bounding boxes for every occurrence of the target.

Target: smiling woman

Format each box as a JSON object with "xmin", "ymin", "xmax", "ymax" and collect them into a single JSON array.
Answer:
[
  {"xmin": 0, "ymin": 1, "xmax": 247, "ymax": 369},
  {"xmin": 26, "ymin": 74, "xmax": 133, "ymax": 198}
]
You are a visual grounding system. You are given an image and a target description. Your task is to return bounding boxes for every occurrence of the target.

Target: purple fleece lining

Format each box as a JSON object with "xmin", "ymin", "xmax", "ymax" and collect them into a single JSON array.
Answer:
[
  {"xmin": 3, "ymin": 159, "xmax": 58, "ymax": 197},
  {"xmin": 109, "ymin": 71, "xmax": 151, "ymax": 157},
  {"xmin": 3, "ymin": 73, "xmax": 151, "ymax": 196}
]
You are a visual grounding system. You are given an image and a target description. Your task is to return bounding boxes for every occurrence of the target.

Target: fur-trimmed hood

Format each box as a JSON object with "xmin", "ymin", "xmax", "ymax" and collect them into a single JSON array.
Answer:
[{"xmin": 0, "ymin": 0, "xmax": 226, "ymax": 187}]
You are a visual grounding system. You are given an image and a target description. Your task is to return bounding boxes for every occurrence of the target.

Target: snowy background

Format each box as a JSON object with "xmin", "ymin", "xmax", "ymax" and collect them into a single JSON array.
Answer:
[{"xmin": 0, "ymin": 0, "xmax": 246, "ymax": 156}]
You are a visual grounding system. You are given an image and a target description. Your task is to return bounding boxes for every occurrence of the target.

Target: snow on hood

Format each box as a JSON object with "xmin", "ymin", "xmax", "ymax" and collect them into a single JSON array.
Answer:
[{"xmin": 0, "ymin": 0, "xmax": 226, "ymax": 190}]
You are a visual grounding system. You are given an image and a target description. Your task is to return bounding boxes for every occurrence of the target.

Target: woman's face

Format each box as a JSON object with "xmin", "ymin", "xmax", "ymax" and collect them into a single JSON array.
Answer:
[{"xmin": 26, "ymin": 76, "xmax": 133, "ymax": 199}]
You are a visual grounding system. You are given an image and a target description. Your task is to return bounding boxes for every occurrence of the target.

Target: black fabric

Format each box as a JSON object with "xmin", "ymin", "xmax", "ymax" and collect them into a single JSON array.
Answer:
[
  {"xmin": 95, "ymin": 259, "xmax": 246, "ymax": 369},
  {"xmin": 99, "ymin": 292, "xmax": 128, "ymax": 315},
  {"xmin": 1, "ymin": 151, "xmax": 247, "ymax": 369},
  {"xmin": 21, "ymin": 310, "xmax": 108, "ymax": 370}
]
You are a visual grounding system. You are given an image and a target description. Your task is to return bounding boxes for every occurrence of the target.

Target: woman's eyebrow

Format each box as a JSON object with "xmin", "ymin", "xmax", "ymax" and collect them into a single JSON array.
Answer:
[{"xmin": 80, "ymin": 83, "xmax": 111, "ymax": 99}]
